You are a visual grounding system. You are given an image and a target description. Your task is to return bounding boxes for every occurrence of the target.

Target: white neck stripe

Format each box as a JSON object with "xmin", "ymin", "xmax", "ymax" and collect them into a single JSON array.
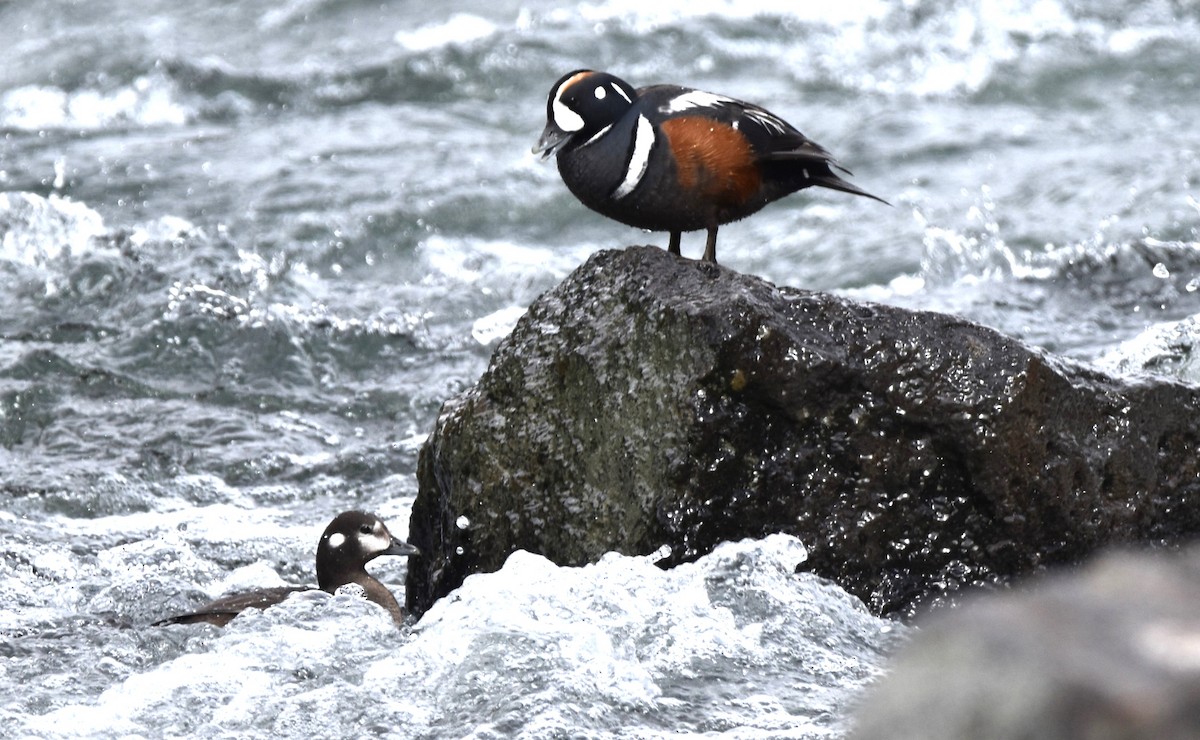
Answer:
[
  {"xmin": 582, "ymin": 123, "xmax": 613, "ymax": 148},
  {"xmin": 613, "ymin": 115, "xmax": 654, "ymax": 200}
]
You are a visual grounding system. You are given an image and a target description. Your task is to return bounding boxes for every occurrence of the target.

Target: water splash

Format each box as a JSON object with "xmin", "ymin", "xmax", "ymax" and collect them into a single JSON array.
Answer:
[
  {"xmin": 0, "ymin": 192, "xmax": 107, "ymax": 266},
  {"xmin": 17, "ymin": 535, "xmax": 901, "ymax": 739},
  {"xmin": 913, "ymin": 187, "xmax": 1055, "ymax": 283},
  {"xmin": 470, "ymin": 305, "xmax": 527, "ymax": 346},
  {"xmin": 1094, "ymin": 312, "xmax": 1200, "ymax": 382},
  {"xmin": 372, "ymin": 535, "xmax": 899, "ymax": 737}
]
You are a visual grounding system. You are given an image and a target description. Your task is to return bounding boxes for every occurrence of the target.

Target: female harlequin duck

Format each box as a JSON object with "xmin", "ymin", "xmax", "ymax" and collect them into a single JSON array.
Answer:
[
  {"xmin": 533, "ymin": 70, "xmax": 888, "ymax": 264},
  {"xmin": 154, "ymin": 511, "xmax": 419, "ymax": 627}
]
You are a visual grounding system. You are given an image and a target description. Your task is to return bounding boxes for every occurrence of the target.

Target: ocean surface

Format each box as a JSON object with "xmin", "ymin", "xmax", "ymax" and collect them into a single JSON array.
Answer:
[{"xmin": 1, "ymin": 0, "xmax": 1198, "ymax": 737}]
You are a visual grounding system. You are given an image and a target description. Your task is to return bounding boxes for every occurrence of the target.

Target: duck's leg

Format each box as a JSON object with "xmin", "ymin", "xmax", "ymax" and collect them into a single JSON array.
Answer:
[
  {"xmin": 668, "ymin": 231, "xmax": 681, "ymax": 256},
  {"xmin": 701, "ymin": 227, "xmax": 719, "ymax": 264}
]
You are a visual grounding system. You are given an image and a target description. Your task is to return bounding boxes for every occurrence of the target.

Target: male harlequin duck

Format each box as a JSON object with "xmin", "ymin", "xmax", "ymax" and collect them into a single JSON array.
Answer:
[
  {"xmin": 154, "ymin": 511, "xmax": 418, "ymax": 627},
  {"xmin": 533, "ymin": 70, "xmax": 889, "ymax": 264}
]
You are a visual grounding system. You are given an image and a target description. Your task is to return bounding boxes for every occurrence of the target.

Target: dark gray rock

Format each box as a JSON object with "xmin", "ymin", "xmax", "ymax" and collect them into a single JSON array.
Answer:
[
  {"xmin": 849, "ymin": 547, "xmax": 1200, "ymax": 740},
  {"xmin": 406, "ymin": 246, "xmax": 1200, "ymax": 618}
]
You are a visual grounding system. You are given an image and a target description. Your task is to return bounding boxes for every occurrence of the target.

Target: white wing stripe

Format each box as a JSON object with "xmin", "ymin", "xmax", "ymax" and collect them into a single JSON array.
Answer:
[
  {"xmin": 661, "ymin": 90, "xmax": 735, "ymax": 114},
  {"xmin": 744, "ymin": 108, "xmax": 788, "ymax": 134},
  {"xmin": 661, "ymin": 90, "xmax": 792, "ymax": 135}
]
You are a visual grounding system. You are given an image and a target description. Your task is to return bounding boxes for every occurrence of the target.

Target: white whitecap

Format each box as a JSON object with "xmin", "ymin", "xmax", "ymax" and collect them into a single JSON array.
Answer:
[
  {"xmin": 0, "ymin": 75, "xmax": 189, "ymax": 132},
  {"xmin": 128, "ymin": 215, "xmax": 200, "ymax": 248},
  {"xmin": 394, "ymin": 13, "xmax": 497, "ymax": 52},
  {"xmin": 0, "ymin": 192, "xmax": 107, "ymax": 265},
  {"xmin": 417, "ymin": 235, "xmax": 589, "ymax": 291},
  {"xmin": 1094, "ymin": 313, "xmax": 1200, "ymax": 383},
  {"xmin": 471, "ymin": 305, "xmax": 528, "ymax": 346},
  {"xmin": 24, "ymin": 533, "xmax": 900, "ymax": 738}
]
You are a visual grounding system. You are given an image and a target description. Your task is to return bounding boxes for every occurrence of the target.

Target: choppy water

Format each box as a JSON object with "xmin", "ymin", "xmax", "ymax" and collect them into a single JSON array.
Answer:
[{"xmin": 1, "ymin": 0, "xmax": 1198, "ymax": 737}]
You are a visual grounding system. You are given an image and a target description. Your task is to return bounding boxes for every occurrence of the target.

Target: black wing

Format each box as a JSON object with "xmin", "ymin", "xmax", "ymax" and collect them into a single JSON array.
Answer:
[{"xmin": 736, "ymin": 104, "xmax": 890, "ymax": 204}]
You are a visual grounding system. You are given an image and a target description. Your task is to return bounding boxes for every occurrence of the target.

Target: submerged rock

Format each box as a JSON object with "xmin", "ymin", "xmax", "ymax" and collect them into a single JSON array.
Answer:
[
  {"xmin": 406, "ymin": 246, "xmax": 1200, "ymax": 618},
  {"xmin": 849, "ymin": 547, "xmax": 1200, "ymax": 740}
]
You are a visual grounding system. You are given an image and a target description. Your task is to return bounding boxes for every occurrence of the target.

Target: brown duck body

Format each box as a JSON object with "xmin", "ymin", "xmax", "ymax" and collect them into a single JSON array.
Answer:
[{"xmin": 154, "ymin": 511, "xmax": 418, "ymax": 627}]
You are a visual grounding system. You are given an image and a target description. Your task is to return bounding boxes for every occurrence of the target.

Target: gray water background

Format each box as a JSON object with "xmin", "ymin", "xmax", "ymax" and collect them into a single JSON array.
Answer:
[{"xmin": 1, "ymin": 0, "xmax": 1198, "ymax": 737}]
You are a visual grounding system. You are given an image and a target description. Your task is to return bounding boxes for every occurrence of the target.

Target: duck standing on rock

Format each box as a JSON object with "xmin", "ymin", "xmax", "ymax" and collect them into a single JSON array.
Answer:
[
  {"xmin": 534, "ymin": 70, "xmax": 888, "ymax": 264},
  {"xmin": 154, "ymin": 511, "xmax": 419, "ymax": 627}
]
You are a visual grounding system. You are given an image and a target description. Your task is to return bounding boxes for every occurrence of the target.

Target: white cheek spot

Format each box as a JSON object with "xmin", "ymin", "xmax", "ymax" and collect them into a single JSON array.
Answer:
[
  {"xmin": 552, "ymin": 88, "xmax": 584, "ymax": 133},
  {"xmin": 366, "ymin": 531, "xmax": 392, "ymax": 554},
  {"xmin": 613, "ymin": 114, "xmax": 655, "ymax": 200},
  {"xmin": 594, "ymin": 86, "xmax": 606, "ymax": 100},
  {"xmin": 327, "ymin": 532, "xmax": 346, "ymax": 549}
]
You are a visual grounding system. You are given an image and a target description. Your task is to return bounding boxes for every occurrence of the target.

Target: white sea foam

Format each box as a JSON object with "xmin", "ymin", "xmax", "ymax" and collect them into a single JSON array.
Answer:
[
  {"xmin": 571, "ymin": 0, "xmax": 889, "ymax": 30},
  {"xmin": 471, "ymin": 305, "xmax": 527, "ymax": 345},
  {"xmin": 417, "ymin": 234, "xmax": 589, "ymax": 298},
  {"xmin": 567, "ymin": 0, "xmax": 1195, "ymax": 96},
  {"xmin": 1094, "ymin": 313, "xmax": 1200, "ymax": 383},
  {"xmin": 24, "ymin": 535, "xmax": 899, "ymax": 738},
  {"xmin": 393, "ymin": 13, "xmax": 498, "ymax": 52},
  {"xmin": 0, "ymin": 192, "xmax": 107, "ymax": 265},
  {"xmin": 0, "ymin": 75, "xmax": 190, "ymax": 131},
  {"xmin": 370, "ymin": 534, "xmax": 897, "ymax": 736}
]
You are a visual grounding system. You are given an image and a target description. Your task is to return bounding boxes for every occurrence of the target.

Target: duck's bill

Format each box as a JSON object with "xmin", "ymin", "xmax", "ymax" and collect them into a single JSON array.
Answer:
[
  {"xmin": 532, "ymin": 122, "xmax": 571, "ymax": 159},
  {"xmin": 384, "ymin": 538, "xmax": 421, "ymax": 557}
]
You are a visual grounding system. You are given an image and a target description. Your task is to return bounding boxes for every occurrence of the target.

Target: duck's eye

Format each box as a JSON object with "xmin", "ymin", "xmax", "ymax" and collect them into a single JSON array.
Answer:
[{"xmin": 359, "ymin": 523, "xmax": 373, "ymax": 535}]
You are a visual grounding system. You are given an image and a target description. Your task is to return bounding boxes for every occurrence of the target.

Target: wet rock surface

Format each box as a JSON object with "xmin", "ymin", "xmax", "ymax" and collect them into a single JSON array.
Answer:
[
  {"xmin": 849, "ymin": 547, "xmax": 1200, "ymax": 740},
  {"xmin": 406, "ymin": 246, "xmax": 1200, "ymax": 618}
]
